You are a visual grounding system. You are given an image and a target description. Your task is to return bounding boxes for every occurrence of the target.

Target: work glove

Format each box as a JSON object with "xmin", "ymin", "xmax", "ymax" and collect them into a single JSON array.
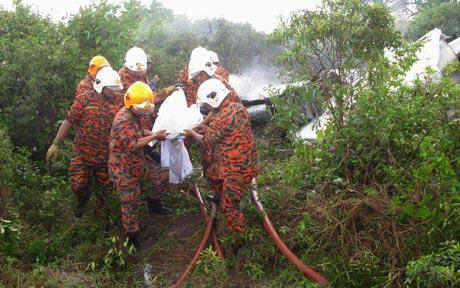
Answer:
[{"xmin": 46, "ymin": 143, "xmax": 60, "ymax": 163}]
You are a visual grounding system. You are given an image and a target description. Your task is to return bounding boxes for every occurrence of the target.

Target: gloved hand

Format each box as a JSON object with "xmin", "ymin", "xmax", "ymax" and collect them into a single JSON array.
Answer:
[{"xmin": 46, "ymin": 143, "xmax": 60, "ymax": 163}]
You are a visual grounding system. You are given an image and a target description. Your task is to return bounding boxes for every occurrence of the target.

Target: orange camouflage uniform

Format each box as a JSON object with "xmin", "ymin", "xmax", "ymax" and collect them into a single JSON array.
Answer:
[
  {"xmin": 66, "ymin": 89, "xmax": 123, "ymax": 211},
  {"xmin": 179, "ymin": 66, "xmax": 235, "ymax": 107},
  {"xmin": 179, "ymin": 66, "xmax": 240, "ymax": 181},
  {"xmin": 203, "ymin": 96, "xmax": 259, "ymax": 233},
  {"xmin": 108, "ymin": 107, "xmax": 168, "ymax": 233},
  {"xmin": 118, "ymin": 66, "xmax": 148, "ymax": 92},
  {"xmin": 75, "ymin": 75, "xmax": 94, "ymax": 99}
]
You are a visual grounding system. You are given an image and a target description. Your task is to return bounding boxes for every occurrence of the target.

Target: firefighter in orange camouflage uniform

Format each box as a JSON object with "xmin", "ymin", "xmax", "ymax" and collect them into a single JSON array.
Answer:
[
  {"xmin": 181, "ymin": 48, "xmax": 240, "ymax": 185},
  {"xmin": 185, "ymin": 79, "xmax": 259, "ymax": 234},
  {"xmin": 119, "ymin": 47, "xmax": 176, "ymax": 106},
  {"xmin": 178, "ymin": 47, "xmax": 234, "ymax": 107},
  {"xmin": 119, "ymin": 47, "xmax": 177, "ymax": 129},
  {"xmin": 46, "ymin": 67, "xmax": 124, "ymax": 218},
  {"xmin": 109, "ymin": 81, "xmax": 170, "ymax": 248},
  {"xmin": 119, "ymin": 47, "xmax": 149, "ymax": 94},
  {"xmin": 75, "ymin": 55, "xmax": 111, "ymax": 99},
  {"xmin": 208, "ymin": 50, "xmax": 230, "ymax": 83}
]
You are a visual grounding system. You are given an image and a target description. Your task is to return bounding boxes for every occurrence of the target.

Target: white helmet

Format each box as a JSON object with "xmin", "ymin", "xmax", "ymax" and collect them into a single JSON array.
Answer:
[
  {"xmin": 208, "ymin": 50, "xmax": 219, "ymax": 64},
  {"xmin": 93, "ymin": 67, "xmax": 123, "ymax": 93},
  {"xmin": 125, "ymin": 47, "xmax": 147, "ymax": 72},
  {"xmin": 197, "ymin": 78, "xmax": 230, "ymax": 108},
  {"xmin": 188, "ymin": 46, "xmax": 217, "ymax": 80}
]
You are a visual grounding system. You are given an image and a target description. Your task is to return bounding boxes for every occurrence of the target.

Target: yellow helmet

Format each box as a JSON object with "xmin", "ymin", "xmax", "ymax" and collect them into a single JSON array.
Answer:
[
  {"xmin": 124, "ymin": 81, "xmax": 154, "ymax": 109},
  {"xmin": 88, "ymin": 55, "xmax": 110, "ymax": 76}
]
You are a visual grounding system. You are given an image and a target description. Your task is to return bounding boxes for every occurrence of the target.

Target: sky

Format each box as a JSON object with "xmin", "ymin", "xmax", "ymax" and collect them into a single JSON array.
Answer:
[{"xmin": 0, "ymin": 0, "xmax": 321, "ymax": 33}]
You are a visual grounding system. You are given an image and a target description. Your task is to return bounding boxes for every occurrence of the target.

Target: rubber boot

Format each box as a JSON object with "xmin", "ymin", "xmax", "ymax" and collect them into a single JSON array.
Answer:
[
  {"xmin": 74, "ymin": 192, "xmax": 90, "ymax": 218},
  {"xmin": 147, "ymin": 197, "xmax": 172, "ymax": 214},
  {"xmin": 127, "ymin": 232, "xmax": 140, "ymax": 249}
]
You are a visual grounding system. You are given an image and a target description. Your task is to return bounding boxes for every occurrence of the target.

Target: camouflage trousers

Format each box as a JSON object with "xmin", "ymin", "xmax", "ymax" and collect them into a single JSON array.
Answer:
[
  {"xmin": 208, "ymin": 176, "xmax": 252, "ymax": 234},
  {"xmin": 115, "ymin": 158, "xmax": 168, "ymax": 233},
  {"xmin": 69, "ymin": 154, "xmax": 112, "ymax": 212}
]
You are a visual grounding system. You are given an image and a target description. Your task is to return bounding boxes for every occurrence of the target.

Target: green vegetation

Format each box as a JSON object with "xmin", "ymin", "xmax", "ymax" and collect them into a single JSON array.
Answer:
[
  {"xmin": 265, "ymin": 0, "xmax": 460, "ymax": 286},
  {"xmin": 406, "ymin": 1, "xmax": 460, "ymax": 40},
  {"xmin": 0, "ymin": 0, "xmax": 459, "ymax": 287}
]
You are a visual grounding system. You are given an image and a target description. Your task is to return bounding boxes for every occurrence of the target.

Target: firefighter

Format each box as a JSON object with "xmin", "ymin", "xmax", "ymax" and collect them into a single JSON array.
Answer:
[
  {"xmin": 208, "ymin": 50, "xmax": 230, "ymax": 82},
  {"xmin": 178, "ymin": 47, "xmax": 233, "ymax": 107},
  {"xmin": 108, "ymin": 81, "xmax": 170, "ymax": 248},
  {"xmin": 119, "ymin": 47, "xmax": 176, "ymax": 104},
  {"xmin": 76, "ymin": 55, "xmax": 111, "ymax": 99},
  {"xmin": 119, "ymin": 47, "xmax": 177, "ymax": 163},
  {"xmin": 182, "ymin": 48, "xmax": 239, "ymax": 181},
  {"xmin": 46, "ymin": 67, "xmax": 123, "ymax": 218},
  {"xmin": 184, "ymin": 79, "xmax": 259, "ymax": 234}
]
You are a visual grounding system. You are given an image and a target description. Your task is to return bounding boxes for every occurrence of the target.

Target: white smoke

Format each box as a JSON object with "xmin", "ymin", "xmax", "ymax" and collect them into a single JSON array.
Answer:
[{"xmin": 229, "ymin": 62, "xmax": 282, "ymax": 102}]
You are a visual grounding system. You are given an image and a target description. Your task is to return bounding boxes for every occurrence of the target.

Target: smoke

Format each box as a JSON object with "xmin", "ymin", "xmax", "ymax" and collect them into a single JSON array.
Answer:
[{"xmin": 229, "ymin": 60, "xmax": 282, "ymax": 101}]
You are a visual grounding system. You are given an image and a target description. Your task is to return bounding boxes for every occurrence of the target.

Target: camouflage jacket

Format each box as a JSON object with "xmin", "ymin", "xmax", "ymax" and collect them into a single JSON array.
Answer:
[
  {"xmin": 75, "ymin": 75, "xmax": 94, "ymax": 100},
  {"xmin": 204, "ymin": 96, "xmax": 259, "ymax": 180},
  {"xmin": 66, "ymin": 89, "xmax": 123, "ymax": 165},
  {"xmin": 108, "ymin": 107, "xmax": 146, "ymax": 186}
]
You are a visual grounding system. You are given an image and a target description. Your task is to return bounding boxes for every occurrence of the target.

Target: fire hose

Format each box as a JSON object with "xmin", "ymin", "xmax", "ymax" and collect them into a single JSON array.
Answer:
[
  {"xmin": 193, "ymin": 185, "xmax": 224, "ymax": 259},
  {"xmin": 250, "ymin": 179, "xmax": 328, "ymax": 287},
  {"xmin": 173, "ymin": 202, "xmax": 217, "ymax": 288},
  {"xmin": 174, "ymin": 180, "xmax": 327, "ymax": 287}
]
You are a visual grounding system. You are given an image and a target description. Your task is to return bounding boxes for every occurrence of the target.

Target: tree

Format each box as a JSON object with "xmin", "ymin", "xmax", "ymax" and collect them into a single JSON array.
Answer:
[
  {"xmin": 0, "ymin": 3, "xmax": 80, "ymax": 157},
  {"xmin": 406, "ymin": 2, "xmax": 460, "ymax": 39},
  {"xmin": 270, "ymin": 0, "xmax": 402, "ymax": 129},
  {"xmin": 66, "ymin": 0, "xmax": 142, "ymax": 71}
]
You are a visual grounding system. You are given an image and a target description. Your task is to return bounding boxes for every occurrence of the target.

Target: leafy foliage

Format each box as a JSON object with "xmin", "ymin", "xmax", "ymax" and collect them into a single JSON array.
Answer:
[
  {"xmin": 0, "ymin": 4, "xmax": 79, "ymax": 157},
  {"xmin": 0, "ymin": 218, "xmax": 20, "ymax": 258},
  {"xmin": 0, "ymin": 1, "xmax": 272, "ymax": 159},
  {"xmin": 0, "ymin": 0, "xmax": 459, "ymax": 287},
  {"xmin": 406, "ymin": 2, "xmax": 460, "ymax": 40},
  {"xmin": 265, "ymin": 0, "xmax": 460, "ymax": 286},
  {"xmin": 270, "ymin": 0, "xmax": 403, "ymax": 132},
  {"xmin": 66, "ymin": 0, "xmax": 142, "ymax": 71},
  {"xmin": 186, "ymin": 247, "xmax": 228, "ymax": 288},
  {"xmin": 405, "ymin": 241, "xmax": 460, "ymax": 287},
  {"xmin": 270, "ymin": 0, "xmax": 402, "ymax": 81},
  {"xmin": 101, "ymin": 235, "xmax": 136, "ymax": 271}
]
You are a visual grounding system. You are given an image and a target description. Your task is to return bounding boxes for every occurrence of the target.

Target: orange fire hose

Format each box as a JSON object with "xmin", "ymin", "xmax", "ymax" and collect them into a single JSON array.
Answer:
[
  {"xmin": 194, "ymin": 185, "xmax": 224, "ymax": 259},
  {"xmin": 173, "ymin": 202, "xmax": 217, "ymax": 288},
  {"xmin": 250, "ymin": 179, "xmax": 328, "ymax": 287}
]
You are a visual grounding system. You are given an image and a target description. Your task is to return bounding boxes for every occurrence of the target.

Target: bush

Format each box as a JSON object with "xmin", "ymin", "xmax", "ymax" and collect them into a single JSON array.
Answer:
[
  {"xmin": 406, "ymin": 2, "xmax": 460, "ymax": 40},
  {"xmin": 0, "ymin": 4, "xmax": 80, "ymax": 157},
  {"xmin": 405, "ymin": 241, "xmax": 460, "ymax": 287},
  {"xmin": 0, "ymin": 218, "xmax": 21, "ymax": 258},
  {"xmin": 264, "ymin": 0, "xmax": 460, "ymax": 286},
  {"xmin": 186, "ymin": 247, "xmax": 228, "ymax": 288}
]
